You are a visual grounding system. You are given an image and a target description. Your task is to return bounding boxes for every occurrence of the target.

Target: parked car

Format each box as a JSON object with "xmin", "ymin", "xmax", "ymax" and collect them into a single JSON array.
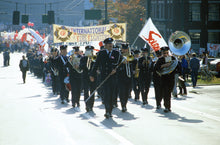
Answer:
[{"xmin": 209, "ymin": 58, "xmax": 220, "ymax": 77}]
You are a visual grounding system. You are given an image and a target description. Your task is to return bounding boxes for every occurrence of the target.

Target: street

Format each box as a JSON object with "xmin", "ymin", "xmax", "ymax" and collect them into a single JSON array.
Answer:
[{"xmin": 0, "ymin": 52, "xmax": 220, "ymax": 145}]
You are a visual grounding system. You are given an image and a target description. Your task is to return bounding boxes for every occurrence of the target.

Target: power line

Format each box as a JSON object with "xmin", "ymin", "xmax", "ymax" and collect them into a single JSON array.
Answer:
[{"xmin": 0, "ymin": 0, "xmax": 71, "ymax": 5}]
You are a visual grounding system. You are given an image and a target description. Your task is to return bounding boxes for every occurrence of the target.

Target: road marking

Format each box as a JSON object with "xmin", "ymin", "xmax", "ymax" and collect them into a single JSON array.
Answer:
[
  {"xmin": 174, "ymin": 105, "xmax": 220, "ymax": 122},
  {"xmin": 83, "ymin": 113, "xmax": 133, "ymax": 145}
]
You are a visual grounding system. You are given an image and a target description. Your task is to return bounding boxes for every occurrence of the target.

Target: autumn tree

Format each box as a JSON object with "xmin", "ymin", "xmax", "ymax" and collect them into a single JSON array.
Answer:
[{"xmin": 90, "ymin": 0, "xmax": 147, "ymax": 48}]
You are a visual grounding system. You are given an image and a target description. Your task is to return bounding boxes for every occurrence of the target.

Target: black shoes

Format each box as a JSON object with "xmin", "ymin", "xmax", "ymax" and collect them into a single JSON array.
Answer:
[
  {"xmin": 104, "ymin": 113, "xmax": 110, "ymax": 119},
  {"xmin": 86, "ymin": 108, "xmax": 93, "ymax": 112},
  {"xmin": 164, "ymin": 108, "xmax": 171, "ymax": 113},
  {"xmin": 156, "ymin": 105, "xmax": 161, "ymax": 109},
  {"xmin": 104, "ymin": 112, "xmax": 113, "ymax": 119},
  {"xmin": 122, "ymin": 107, "xmax": 127, "ymax": 112},
  {"xmin": 143, "ymin": 101, "xmax": 148, "ymax": 105},
  {"xmin": 61, "ymin": 100, "xmax": 65, "ymax": 104}
]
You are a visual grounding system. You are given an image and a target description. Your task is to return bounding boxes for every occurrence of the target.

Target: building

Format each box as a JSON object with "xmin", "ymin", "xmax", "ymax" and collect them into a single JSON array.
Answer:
[
  {"xmin": 0, "ymin": 0, "xmax": 94, "ymax": 32},
  {"xmin": 149, "ymin": 0, "xmax": 220, "ymax": 54}
]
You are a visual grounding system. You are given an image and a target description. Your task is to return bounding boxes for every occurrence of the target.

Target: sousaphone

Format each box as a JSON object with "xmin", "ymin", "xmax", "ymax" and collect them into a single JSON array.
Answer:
[{"xmin": 159, "ymin": 31, "xmax": 191, "ymax": 75}]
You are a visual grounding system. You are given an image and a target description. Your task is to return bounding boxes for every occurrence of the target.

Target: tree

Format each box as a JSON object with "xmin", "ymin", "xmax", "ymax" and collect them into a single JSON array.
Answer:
[{"xmin": 90, "ymin": 0, "xmax": 147, "ymax": 48}]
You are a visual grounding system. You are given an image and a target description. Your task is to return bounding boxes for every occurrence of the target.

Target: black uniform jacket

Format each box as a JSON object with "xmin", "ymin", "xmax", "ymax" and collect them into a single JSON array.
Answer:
[
  {"xmin": 90, "ymin": 49, "xmax": 120, "ymax": 80},
  {"xmin": 155, "ymin": 56, "xmax": 176, "ymax": 80}
]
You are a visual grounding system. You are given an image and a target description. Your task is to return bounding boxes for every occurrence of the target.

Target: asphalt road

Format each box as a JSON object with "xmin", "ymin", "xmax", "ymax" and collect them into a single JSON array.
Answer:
[{"xmin": 0, "ymin": 53, "xmax": 220, "ymax": 145}]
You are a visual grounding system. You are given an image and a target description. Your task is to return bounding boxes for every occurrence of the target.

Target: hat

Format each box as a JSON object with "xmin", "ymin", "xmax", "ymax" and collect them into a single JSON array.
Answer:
[
  {"xmin": 51, "ymin": 48, "xmax": 58, "ymax": 52},
  {"xmin": 160, "ymin": 46, "xmax": 169, "ymax": 52},
  {"xmin": 104, "ymin": 38, "xmax": 114, "ymax": 44},
  {"xmin": 60, "ymin": 45, "xmax": 67, "ymax": 50},
  {"xmin": 155, "ymin": 50, "xmax": 161, "ymax": 56},
  {"xmin": 134, "ymin": 50, "xmax": 140, "ymax": 54},
  {"xmin": 121, "ymin": 43, "xmax": 129, "ymax": 49},
  {"xmin": 85, "ymin": 45, "xmax": 94, "ymax": 50},
  {"xmin": 141, "ymin": 47, "xmax": 149, "ymax": 52},
  {"xmin": 72, "ymin": 46, "xmax": 79, "ymax": 52}
]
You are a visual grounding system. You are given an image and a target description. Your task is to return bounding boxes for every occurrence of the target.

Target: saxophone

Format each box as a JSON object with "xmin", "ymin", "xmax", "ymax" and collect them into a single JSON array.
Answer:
[{"xmin": 134, "ymin": 59, "xmax": 140, "ymax": 78}]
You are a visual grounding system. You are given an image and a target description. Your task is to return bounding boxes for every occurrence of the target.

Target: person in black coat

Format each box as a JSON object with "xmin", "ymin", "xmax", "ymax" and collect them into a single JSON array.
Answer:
[
  {"xmin": 155, "ymin": 47, "xmax": 177, "ymax": 113},
  {"xmin": 19, "ymin": 55, "xmax": 29, "ymax": 83},
  {"xmin": 138, "ymin": 47, "xmax": 153, "ymax": 105},
  {"xmin": 49, "ymin": 48, "xmax": 60, "ymax": 95},
  {"xmin": 152, "ymin": 50, "xmax": 162, "ymax": 109},
  {"xmin": 65, "ymin": 46, "xmax": 82, "ymax": 108},
  {"xmin": 54, "ymin": 45, "xmax": 69, "ymax": 104},
  {"xmin": 80, "ymin": 45, "xmax": 96, "ymax": 112},
  {"xmin": 132, "ymin": 50, "xmax": 141, "ymax": 101},
  {"xmin": 117, "ymin": 43, "xmax": 133, "ymax": 112},
  {"xmin": 90, "ymin": 38, "xmax": 121, "ymax": 119}
]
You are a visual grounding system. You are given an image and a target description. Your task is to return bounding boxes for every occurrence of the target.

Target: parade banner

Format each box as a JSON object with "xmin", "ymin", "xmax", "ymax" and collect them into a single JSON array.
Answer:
[
  {"xmin": 139, "ymin": 18, "xmax": 167, "ymax": 51},
  {"xmin": 207, "ymin": 43, "xmax": 220, "ymax": 57},
  {"xmin": 53, "ymin": 23, "xmax": 126, "ymax": 43}
]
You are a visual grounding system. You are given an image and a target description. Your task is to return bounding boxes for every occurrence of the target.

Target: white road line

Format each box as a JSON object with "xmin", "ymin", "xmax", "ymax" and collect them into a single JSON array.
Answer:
[
  {"xmin": 83, "ymin": 113, "xmax": 134, "ymax": 145},
  {"xmin": 174, "ymin": 105, "xmax": 220, "ymax": 122}
]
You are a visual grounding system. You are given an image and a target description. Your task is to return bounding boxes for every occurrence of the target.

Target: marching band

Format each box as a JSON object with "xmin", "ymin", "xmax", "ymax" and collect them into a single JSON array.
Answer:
[{"xmin": 24, "ymin": 32, "xmax": 190, "ymax": 119}]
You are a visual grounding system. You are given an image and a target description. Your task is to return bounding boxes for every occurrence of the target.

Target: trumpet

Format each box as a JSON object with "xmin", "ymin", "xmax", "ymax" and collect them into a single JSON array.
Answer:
[
  {"xmin": 87, "ymin": 55, "xmax": 97, "ymax": 70},
  {"xmin": 69, "ymin": 54, "xmax": 83, "ymax": 73}
]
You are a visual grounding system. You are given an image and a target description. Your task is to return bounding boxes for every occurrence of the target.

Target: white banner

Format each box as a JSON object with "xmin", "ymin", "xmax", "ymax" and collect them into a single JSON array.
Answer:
[{"xmin": 139, "ymin": 18, "xmax": 167, "ymax": 51}]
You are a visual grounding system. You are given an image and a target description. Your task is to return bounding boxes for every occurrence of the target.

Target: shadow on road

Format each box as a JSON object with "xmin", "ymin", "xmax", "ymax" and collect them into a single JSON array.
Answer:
[
  {"xmin": 101, "ymin": 118, "xmax": 124, "ymax": 129},
  {"xmin": 156, "ymin": 109, "xmax": 203, "ymax": 123}
]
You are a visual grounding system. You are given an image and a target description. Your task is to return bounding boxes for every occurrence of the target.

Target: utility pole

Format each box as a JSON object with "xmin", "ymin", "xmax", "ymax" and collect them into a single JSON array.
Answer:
[{"xmin": 104, "ymin": 0, "xmax": 108, "ymax": 24}]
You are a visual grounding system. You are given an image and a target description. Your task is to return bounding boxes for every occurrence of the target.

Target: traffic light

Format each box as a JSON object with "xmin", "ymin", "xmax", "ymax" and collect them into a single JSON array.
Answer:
[
  {"xmin": 85, "ymin": 10, "xmax": 101, "ymax": 20},
  {"xmin": 42, "ymin": 15, "xmax": 48, "ymax": 23},
  {"xmin": 22, "ymin": 15, "xmax": 29, "ymax": 24},
  {"xmin": 13, "ymin": 11, "xmax": 20, "ymax": 25},
  {"xmin": 48, "ymin": 11, "xmax": 55, "ymax": 24}
]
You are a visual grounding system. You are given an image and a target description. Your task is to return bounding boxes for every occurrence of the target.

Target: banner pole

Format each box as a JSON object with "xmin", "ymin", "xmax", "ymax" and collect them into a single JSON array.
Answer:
[{"xmin": 131, "ymin": 35, "xmax": 139, "ymax": 48}]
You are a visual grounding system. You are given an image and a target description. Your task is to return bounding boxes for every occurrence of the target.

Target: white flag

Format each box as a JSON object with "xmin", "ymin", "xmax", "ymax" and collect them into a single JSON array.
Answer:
[{"xmin": 139, "ymin": 18, "xmax": 167, "ymax": 51}]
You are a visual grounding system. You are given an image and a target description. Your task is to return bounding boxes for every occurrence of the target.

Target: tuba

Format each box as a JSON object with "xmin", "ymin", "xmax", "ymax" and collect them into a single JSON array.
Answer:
[{"xmin": 159, "ymin": 31, "xmax": 191, "ymax": 75}]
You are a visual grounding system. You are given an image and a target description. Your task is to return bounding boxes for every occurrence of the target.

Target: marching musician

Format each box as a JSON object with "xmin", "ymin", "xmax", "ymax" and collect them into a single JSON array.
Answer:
[
  {"xmin": 49, "ymin": 48, "xmax": 60, "ymax": 95},
  {"xmin": 54, "ymin": 45, "xmax": 69, "ymax": 104},
  {"xmin": 66, "ymin": 46, "xmax": 82, "ymax": 108},
  {"xmin": 132, "ymin": 50, "xmax": 141, "ymax": 101},
  {"xmin": 80, "ymin": 45, "xmax": 96, "ymax": 112},
  {"xmin": 155, "ymin": 46, "xmax": 176, "ymax": 113},
  {"xmin": 117, "ymin": 43, "xmax": 133, "ymax": 112},
  {"xmin": 152, "ymin": 50, "xmax": 162, "ymax": 109},
  {"xmin": 90, "ymin": 38, "xmax": 121, "ymax": 119},
  {"xmin": 138, "ymin": 47, "xmax": 153, "ymax": 105}
]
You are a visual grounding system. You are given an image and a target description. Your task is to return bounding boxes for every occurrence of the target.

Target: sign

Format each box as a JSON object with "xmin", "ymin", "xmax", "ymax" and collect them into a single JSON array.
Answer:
[
  {"xmin": 53, "ymin": 23, "xmax": 126, "ymax": 43},
  {"xmin": 139, "ymin": 18, "xmax": 167, "ymax": 51},
  {"xmin": 207, "ymin": 43, "xmax": 220, "ymax": 57}
]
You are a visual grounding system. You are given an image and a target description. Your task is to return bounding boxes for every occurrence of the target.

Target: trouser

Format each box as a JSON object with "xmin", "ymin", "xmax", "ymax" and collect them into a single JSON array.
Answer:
[
  {"xmin": 172, "ymin": 74, "xmax": 179, "ymax": 96},
  {"xmin": 191, "ymin": 71, "xmax": 198, "ymax": 87},
  {"xmin": 133, "ymin": 78, "xmax": 140, "ymax": 100},
  {"xmin": 70, "ymin": 77, "xmax": 81, "ymax": 107},
  {"xmin": 60, "ymin": 80, "xmax": 69, "ymax": 101},
  {"xmin": 139, "ymin": 77, "xmax": 151, "ymax": 103},
  {"xmin": 161, "ymin": 77, "xmax": 175, "ymax": 109},
  {"xmin": 112, "ymin": 79, "xmax": 119, "ymax": 106},
  {"xmin": 153, "ymin": 76, "xmax": 162, "ymax": 107},
  {"xmin": 118, "ymin": 80, "xmax": 131, "ymax": 108},
  {"xmin": 52, "ymin": 75, "xmax": 60, "ymax": 94},
  {"xmin": 103, "ymin": 76, "xmax": 116, "ymax": 114},
  {"xmin": 83, "ymin": 77, "xmax": 96, "ymax": 110},
  {"xmin": 22, "ymin": 70, "xmax": 27, "ymax": 83}
]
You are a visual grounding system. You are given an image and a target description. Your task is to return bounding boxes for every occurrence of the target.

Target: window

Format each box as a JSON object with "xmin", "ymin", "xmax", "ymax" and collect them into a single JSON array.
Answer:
[
  {"xmin": 189, "ymin": 3, "xmax": 201, "ymax": 21},
  {"xmin": 189, "ymin": 32, "xmax": 200, "ymax": 44},
  {"xmin": 208, "ymin": 4, "xmax": 220, "ymax": 21},
  {"xmin": 208, "ymin": 32, "xmax": 220, "ymax": 43}
]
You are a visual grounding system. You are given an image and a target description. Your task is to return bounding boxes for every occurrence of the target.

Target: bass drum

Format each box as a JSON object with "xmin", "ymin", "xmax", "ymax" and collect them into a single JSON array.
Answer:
[{"xmin": 64, "ymin": 76, "xmax": 71, "ymax": 91}]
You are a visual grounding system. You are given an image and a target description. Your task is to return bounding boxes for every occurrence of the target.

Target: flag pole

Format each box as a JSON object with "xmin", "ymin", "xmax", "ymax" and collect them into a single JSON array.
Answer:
[{"xmin": 131, "ymin": 35, "xmax": 139, "ymax": 48}]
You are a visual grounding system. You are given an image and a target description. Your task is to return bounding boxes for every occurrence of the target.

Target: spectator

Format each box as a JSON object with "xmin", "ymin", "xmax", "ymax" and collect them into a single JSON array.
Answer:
[{"xmin": 190, "ymin": 53, "xmax": 200, "ymax": 88}]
